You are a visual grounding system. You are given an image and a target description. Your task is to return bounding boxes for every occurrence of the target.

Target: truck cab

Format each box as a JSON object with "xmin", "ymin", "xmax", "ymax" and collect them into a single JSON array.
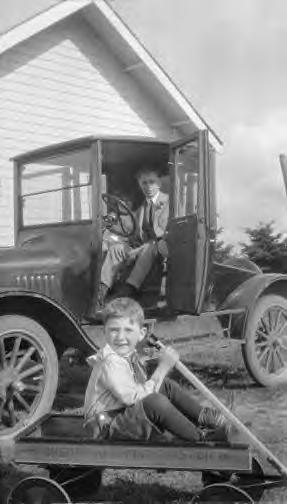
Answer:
[{"xmin": 10, "ymin": 132, "xmax": 215, "ymax": 320}]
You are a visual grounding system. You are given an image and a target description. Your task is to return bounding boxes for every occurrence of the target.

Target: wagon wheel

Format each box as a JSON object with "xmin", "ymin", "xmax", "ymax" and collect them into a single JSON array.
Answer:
[
  {"xmin": 201, "ymin": 457, "xmax": 264, "ymax": 502},
  {"xmin": 191, "ymin": 483, "xmax": 254, "ymax": 503},
  {"xmin": 7, "ymin": 476, "xmax": 71, "ymax": 504},
  {"xmin": 49, "ymin": 466, "xmax": 102, "ymax": 499},
  {"xmin": 237, "ymin": 456, "xmax": 265, "ymax": 502},
  {"xmin": 242, "ymin": 295, "xmax": 287, "ymax": 386},
  {"xmin": 0, "ymin": 315, "xmax": 58, "ymax": 438}
]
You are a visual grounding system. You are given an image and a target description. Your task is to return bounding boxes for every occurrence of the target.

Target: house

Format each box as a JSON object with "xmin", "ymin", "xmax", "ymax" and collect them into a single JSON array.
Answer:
[{"xmin": 0, "ymin": 0, "xmax": 221, "ymax": 246}]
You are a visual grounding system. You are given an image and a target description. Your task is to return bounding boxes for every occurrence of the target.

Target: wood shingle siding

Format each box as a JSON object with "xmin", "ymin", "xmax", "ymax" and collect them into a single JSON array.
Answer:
[{"xmin": 0, "ymin": 16, "xmax": 175, "ymax": 245}]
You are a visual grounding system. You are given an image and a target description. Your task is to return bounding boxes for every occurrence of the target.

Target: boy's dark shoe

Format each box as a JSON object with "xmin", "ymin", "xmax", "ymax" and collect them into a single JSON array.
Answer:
[
  {"xmin": 114, "ymin": 282, "xmax": 138, "ymax": 299},
  {"xmin": 201, "ymin": 425, "xmax": 229, "ymax": 443}
]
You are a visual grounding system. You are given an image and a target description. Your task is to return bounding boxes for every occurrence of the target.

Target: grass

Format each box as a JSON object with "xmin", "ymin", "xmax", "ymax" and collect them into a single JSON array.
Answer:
[{"xmin": 1, "ymin": 316, "xmax": 287, "ymax": 503}]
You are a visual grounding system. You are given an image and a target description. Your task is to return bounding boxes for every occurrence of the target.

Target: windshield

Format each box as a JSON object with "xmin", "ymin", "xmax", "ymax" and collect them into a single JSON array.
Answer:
[{"xmin": 20, "ymin": 148, "xmax": 92, "ymax": 227}]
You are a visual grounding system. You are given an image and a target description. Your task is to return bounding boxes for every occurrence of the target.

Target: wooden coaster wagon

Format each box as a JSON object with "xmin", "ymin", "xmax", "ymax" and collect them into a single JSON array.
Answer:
[{"xmin": 2, "ymin": 411, "xmax": 285, "ymax": 504}]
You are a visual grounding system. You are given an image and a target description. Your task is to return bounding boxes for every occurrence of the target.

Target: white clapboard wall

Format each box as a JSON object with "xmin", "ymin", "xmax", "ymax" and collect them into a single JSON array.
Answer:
[{"xmin": 0, "ymin": 15, "xmax": 175, "ymax": 245}]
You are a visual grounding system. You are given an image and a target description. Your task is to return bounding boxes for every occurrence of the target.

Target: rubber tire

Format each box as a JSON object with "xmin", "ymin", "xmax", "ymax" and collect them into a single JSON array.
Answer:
[
  {"xmin": 7, "ymin": 476, "xmax": 71, "ymax": 503},
  {"xmin": 0, "ymin": 315, "xmax": 58, "ymax": 439},
  {"xmin": 191, "ymin": 483, "xmax": 254, "ymax": 503},
  {"xmin": 242, "ymin": 295, "xmax": 287, "ymax": 387}
]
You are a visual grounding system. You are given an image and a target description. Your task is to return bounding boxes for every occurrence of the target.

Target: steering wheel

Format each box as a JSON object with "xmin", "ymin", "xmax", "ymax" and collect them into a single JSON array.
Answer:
[{"xmin": 102, "ymin": 193, "xmax": 136, "ymax": 238}]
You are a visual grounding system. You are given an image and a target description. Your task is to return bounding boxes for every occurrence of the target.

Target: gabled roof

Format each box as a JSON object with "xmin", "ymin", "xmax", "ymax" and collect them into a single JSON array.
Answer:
[{"xmin": 0, "ymin": 0, "xmax": 222, "ymax": 150}]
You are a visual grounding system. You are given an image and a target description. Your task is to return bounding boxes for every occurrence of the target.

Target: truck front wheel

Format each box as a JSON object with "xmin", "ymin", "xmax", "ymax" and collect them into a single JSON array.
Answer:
[
  {"xmin": 0, "ymin": 315, "xmax": 58, "ymax": 439},
  {"xmin": 242, "ymin": 294, "xmax": 287, "ymax": 386}
]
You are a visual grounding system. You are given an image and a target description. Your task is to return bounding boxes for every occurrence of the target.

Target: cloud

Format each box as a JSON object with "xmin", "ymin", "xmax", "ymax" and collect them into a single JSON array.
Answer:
[
  {"xmin": 218, "ymin": 111, "xmax": 287, "ymax": 246},
  {"xmin": 115, "ymin": 0, "xmax": 287, "ymax": 250}
]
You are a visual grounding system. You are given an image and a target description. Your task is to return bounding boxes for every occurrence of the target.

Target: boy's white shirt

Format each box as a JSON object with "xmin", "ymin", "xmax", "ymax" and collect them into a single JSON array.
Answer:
[{"xmin": 84, "ymin": 343, "xmax": 157, "ymax": 421}]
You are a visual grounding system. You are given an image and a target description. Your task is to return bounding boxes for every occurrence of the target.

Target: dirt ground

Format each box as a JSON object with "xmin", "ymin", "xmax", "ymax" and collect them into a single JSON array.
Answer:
[{"xmin": 1, "ymin": 315, "xmax": 287, "ymax": 503}]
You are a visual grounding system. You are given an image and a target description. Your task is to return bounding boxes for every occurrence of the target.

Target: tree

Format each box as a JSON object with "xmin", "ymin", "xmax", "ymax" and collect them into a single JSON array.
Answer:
[
  {"xmin": 240, "ymin": 221, "xmax": 287, "ymax": 272},
  {"xmin": 214, "ymin": 227, "xmax": 234, "ymax": 263}
]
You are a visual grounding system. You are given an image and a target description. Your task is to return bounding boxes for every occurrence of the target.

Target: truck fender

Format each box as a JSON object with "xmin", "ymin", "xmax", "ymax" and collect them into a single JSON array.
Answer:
[
  {"xmin": 0, "ymin": 289, "xmax": 97, "ymax": 355},
  {"xmin": 219, "ymin": 273, "xmax": 287, "ymax": 339}
]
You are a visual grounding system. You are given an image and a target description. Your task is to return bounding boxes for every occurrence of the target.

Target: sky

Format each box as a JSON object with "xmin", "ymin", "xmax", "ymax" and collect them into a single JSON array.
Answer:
[{"xmin": 1, "ymin": 0, "xmax": 287, "ymax": 247}]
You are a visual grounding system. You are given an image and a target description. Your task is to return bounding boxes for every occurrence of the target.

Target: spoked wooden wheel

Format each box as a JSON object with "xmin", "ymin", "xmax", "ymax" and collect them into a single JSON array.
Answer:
[
  {"xmin": 243, "ymin": 295, "xmax": 287, "ymax": 386},
  {"xmin": 0, "ymin": 315, "xmax": 58, "ymax": 438},
  {"xmin": 191, "ymin": 483, "xmax": 254, "ymax": 503},
  {"xmin": 7, "ymin": 476, "xmax": 71, "ymax": 504}
]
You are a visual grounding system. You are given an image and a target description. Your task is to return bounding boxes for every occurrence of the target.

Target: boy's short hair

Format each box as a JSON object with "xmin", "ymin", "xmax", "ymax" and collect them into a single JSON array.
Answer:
[
  {"xmin": 102, "ymin": 297, "xmax": 145, "ymax": 327},
  {"xmin": 136, "ymin": 165, "xmax": 161, "ymax": 179}
]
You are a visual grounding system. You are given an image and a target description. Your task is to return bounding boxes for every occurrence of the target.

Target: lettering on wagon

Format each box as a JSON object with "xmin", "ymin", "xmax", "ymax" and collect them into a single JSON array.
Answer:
[
  {"xmin": 45, "ymin": 446, "xmax": 79, "ymax": 459},
  {"xmin": 174, "ymin": 449, "xmax": 216, "ymax": 462},
  {"xmin": 118, "ymin": 448, "xmax": 224, "ymax": 465},
  {"xmin": 123, "ymin": 448, "xmax": 147, "ymax": 461}
]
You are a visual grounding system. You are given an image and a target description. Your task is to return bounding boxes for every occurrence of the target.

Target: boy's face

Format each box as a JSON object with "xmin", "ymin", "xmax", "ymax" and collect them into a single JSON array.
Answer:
[
  {"xmin": 104, "ymin": 316, "xmax": 146, "ymax": 357},
  {"xmin": 137, "ymin": 171, "xmax": 161, "ymax": 199}
]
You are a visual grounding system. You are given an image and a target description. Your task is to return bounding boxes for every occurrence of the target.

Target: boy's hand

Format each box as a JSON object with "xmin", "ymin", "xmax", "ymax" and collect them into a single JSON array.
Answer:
[
  {"xmin": 159, "ymin": 346, "xmax": 179, "ymax": 371},
  {"xmin": 150, "ymin": 345, "xmax": 180, "ymax": 390}
]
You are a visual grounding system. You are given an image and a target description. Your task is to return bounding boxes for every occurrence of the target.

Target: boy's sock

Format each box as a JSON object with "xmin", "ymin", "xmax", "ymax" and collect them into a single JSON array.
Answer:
[
  {"xmin": 87, "ymin": 282, "xmax": 109, "ymax": 318},
  {"xmin": 97, "ymin": 282, "xmax": 109, "ymax": 307},
  {"xmin": 198, "ymin": 406, "xmax": 233, "ymax": 443},
  {"xmin": 198, "ymin": 406, "xmax": 227, "ymax": 430}
]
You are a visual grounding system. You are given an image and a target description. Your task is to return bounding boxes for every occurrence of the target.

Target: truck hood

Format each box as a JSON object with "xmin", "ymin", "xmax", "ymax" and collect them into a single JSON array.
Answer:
[
  {"xmin": 0, "ymin": 230, "xmax": 91, "ymax": 281},
  {"xmin": 0, "ymin": 245, "xmax": 61, "ymax": 272}
]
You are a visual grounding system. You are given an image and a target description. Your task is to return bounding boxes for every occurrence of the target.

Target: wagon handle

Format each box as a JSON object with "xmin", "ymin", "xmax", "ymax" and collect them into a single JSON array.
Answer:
[{"xmin": 147, "ymin": 334, "xmax": 287, "ymax": 477}]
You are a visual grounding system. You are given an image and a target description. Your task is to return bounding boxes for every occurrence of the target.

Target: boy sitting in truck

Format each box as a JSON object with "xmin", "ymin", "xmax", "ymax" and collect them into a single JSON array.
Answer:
[
  {"xmin": 89, "ymin": 166, "xmax": 169, "ymax": 315},
  {"xmin": 84, "ymin": 297, "xmax": 230, "ymax": 442}
]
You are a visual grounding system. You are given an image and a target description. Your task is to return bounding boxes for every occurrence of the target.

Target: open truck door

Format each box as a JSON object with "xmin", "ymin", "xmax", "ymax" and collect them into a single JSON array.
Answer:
[{"xmin": 166, "ymin": 130, "xmax": 215, "ymax": 314}]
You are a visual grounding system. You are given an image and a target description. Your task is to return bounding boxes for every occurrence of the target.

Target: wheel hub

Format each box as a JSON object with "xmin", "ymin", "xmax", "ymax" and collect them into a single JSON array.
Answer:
[
  {"xmin": 0, "ymin": 367, "xmax": 24, "ymax": 395},
  {"xmin": 256, "ymin": 305, "xmax": 287, "ymax": 375}
]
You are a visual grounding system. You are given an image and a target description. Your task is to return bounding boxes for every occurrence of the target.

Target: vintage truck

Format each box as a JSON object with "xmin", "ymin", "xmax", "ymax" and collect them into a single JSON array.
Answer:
[{"xmin": 1, "ymin": 131, "xmax": 287, "ymax": 440}]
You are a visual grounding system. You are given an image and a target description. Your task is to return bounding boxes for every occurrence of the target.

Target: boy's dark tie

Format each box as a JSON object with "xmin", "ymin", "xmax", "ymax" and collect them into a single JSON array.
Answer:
[
  {"xmin": 144, "ymin": 199, "xmax": 152, "ymax": 225},
  {"xmin": 149, "ymin": 200, "xmax": 155, "ymax": 226},
  {"xmin": 142, "ymin": 200, "xmax": 155, "ymax": 240}
]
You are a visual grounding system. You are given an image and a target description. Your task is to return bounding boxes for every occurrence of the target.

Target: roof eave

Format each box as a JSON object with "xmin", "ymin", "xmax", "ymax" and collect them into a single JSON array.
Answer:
[{"xmin": 0, "ymin": 0, "xmax": 222, "ymax": 151}]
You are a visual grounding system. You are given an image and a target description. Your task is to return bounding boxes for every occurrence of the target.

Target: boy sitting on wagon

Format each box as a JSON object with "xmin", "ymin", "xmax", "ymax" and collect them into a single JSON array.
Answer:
[{"xmin": 84, "ymin": 297, "xmax": 230, "ymax": 442}]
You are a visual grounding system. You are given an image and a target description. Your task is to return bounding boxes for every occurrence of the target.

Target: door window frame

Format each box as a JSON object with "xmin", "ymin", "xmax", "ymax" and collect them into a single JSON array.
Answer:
[{"xmin": 168, "ymin": 130, "xmax": 213, "ymax": 313}]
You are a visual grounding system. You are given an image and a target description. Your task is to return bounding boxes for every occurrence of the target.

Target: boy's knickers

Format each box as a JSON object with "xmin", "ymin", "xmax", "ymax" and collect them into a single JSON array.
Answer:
[{"xmin": 85, "ymin": 401, "xmax": 161, "ymax": 441}]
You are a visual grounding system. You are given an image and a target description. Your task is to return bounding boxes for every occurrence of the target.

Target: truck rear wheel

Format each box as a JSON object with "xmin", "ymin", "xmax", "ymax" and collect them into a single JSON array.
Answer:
[
  {"xmin": 0, "ymin": 315, "xmax": 58, "ymax": 439},
  {"xmin": 242, "ymin": 294, "xmax": 287, "ymax": 386}
]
